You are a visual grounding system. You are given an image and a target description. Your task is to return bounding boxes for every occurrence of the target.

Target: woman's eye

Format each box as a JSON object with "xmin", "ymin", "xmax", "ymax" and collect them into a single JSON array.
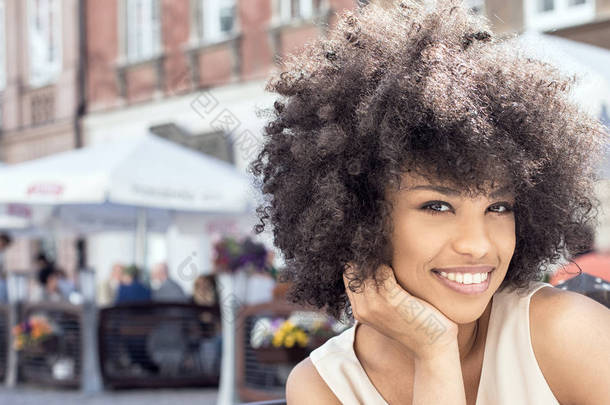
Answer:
[
  {"xmin": 422, "ymin": 201, "xmax": 452, "ymax": 214},
  {"xmin": 488, "ymin": 202, "xmax": 514, "ymax": 214}
]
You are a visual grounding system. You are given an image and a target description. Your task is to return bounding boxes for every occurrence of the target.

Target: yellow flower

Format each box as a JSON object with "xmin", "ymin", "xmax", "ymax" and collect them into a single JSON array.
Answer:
[
  {"xmin": 296, "ymin": 333, "xmax": 309, "ymax": 347},
  {"xmin": 284, "ymin": 335, "xmax": 295, "ymax": 348},
  {"xmin": 274, "ymin": 330, "xmax": 286, "ymax": 341},
  {"xmin": 272, "ymin": 334, "xmax": 283, "ymax": 347}
]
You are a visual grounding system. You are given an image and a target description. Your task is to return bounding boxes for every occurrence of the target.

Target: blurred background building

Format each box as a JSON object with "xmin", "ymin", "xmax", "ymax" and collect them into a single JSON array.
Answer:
[
  {"xmin": 0, "ymin": 0, "xmax": 609, "ymax": 290},
  {"xmin": 0, "ymin": 0, "xmax": 355, "ymax": 292},
  {"xmin": 0, "ymin": 0, "xmax": 82, "ymax": 275}
]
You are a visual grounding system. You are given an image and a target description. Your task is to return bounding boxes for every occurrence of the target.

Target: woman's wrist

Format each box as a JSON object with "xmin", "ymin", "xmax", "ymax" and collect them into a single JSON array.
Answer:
[
  {"xmin": 412, "ymin": 342, "xmax": 467, "ymax": 405},
  {"xmin": 412, "ymin": 339, "xmax": 460, "ymax": 371},
  {"xmin": 400, "ymin": 326, "xmax": 460, "ymax": 365}
]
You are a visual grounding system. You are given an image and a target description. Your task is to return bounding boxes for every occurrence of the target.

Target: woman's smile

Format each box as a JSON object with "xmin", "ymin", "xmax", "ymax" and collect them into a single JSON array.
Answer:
[{"xmin": 431, "ymin": 266, "xmax": 494, "ymax": 295}]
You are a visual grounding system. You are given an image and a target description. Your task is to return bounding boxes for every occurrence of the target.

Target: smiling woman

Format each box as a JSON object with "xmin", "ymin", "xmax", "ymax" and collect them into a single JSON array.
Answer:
[{"xmin": 249, "ymin": 0, "xmax": 610, "ymax": 404}]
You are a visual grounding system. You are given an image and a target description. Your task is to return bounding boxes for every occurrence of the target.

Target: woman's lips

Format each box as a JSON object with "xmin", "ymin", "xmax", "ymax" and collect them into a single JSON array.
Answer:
[
  {"xmin": 432, "ymin": 266, "xmax": 494, "ymax": 274},
  {"xmin": 431, "ymin": 268, "xmax": 493, "ymax": 295}
]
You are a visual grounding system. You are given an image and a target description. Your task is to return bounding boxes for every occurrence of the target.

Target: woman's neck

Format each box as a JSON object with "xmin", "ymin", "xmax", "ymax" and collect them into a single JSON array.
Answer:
[{"xmin": 356, "ymin": 297, "xmax": 493, "ymax": 370}]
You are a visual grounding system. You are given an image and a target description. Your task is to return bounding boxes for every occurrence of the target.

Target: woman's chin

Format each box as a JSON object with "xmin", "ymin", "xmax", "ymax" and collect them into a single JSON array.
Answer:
[{"xmin": 438, "ymin": 299, "xmax": 492, "ymax": 325}]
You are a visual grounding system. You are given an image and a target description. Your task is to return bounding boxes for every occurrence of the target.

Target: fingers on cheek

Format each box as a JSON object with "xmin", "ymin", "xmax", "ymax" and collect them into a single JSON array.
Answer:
[
  {"xmin": 344, "ymin": 282, "xmax": 358, "ymax": 317},
  {"xmin": 347, "ymin": 289, "xmax": 369, "ymax": 323},
  {"xmin": 382, "ymin": 278, "xmax": 406, "ymax": 304}
]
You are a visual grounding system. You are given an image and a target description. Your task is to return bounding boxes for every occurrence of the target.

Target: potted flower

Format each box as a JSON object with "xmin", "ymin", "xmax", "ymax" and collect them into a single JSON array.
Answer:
[
  {"xmin": 12, "ymin": 315, "xmax": 55, "ymax": 353},
  {"xmin": 213, "ymin": 236, "xmax": 278, "ymax": 304},
  {"xmin": 212, "ymin": 236, "xmax": 245, "ymax": 274},
  {"xmin": 250, "ymin": 311, "xmax": 350, "ymax": 364},
  {"xmin": 251, "ymin": 318, "xmax": 310, "ymax": 364}
]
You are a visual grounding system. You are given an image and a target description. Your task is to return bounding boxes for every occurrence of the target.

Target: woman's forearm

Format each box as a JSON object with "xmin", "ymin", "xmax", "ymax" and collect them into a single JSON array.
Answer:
[{"xmin": 412, "ymin": 343, "xmax": 467, "ymax": 405}]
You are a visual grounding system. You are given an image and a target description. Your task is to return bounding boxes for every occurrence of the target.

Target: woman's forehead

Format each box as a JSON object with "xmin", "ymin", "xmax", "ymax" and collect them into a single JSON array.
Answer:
[{"xmin": 395, "ymin": 171, "xmax": 514, "ymax": 197}]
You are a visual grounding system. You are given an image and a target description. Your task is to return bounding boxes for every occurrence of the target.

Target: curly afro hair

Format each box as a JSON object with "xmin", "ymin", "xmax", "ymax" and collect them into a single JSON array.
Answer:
[{"xmin": 249, "ymin": 0, "xmax": 608, "ymax": 319}]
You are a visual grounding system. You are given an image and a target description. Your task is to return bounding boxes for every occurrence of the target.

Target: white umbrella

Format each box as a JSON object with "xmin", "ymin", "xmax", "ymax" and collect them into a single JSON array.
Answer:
[
  {"xmin": 0, "ymin": 162, "xmax": 51, "ymax": 233},
  {"xmin": 0, "ymin": 134, "xmax": 258, "ymax": 265},
  {"xmin": 0, "ymin": 203, "xmax": 56, "ymax": 235},
  {"xmin": 0, "ymin": 134, "xmax": 254, "ymax": 210}
]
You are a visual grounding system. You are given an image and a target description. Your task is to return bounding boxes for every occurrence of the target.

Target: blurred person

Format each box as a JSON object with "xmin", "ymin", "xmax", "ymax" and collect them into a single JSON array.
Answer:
[
  {"xmin": 29, "ymin": 253, "xmax": 55, "ymax": 302},
  {"xmin": 192, "ymin": 274, "xmax": 219, "ymax": 307},
  {"xmin": 35, "ymin": 253, "xmax": 55, "ymax": 287},
  {"xmin": 151, "ymin": 262, "xmax": 187, "ymax": 302},
  {"xmin": 114, "ymin": 265, "xmax": 158, "ymax": 374},
  {"xmin": 146, "ymin": 263, "xmax": 189, "ymax": 376},
  {"xmin": 192, "ymin": 273, "xmax": 222, "ymax": 377},
  {"xmin": 43, "ymin": 270, "xmax": 66, "ymax": 302},
  {"xmin": 54, "ymin": 268, "xmax": 76, "ymax": 299},
  {"xmin": 192, "ymin": 273, "xmax": 221, "ymax": 331},
  {"xmin": 0, "ymin": 233, "xmax": 12, "ymax": 303},
  {"xmin": 115, "ymin": 265, "xmax": 151, "ymax": 304},
  {"xmin": 0, "ymin": 233, "xmax": 12, "ymax": 270},
  {"xmin": 98, "ymin": 263, "xmax": 124, "ymax": 306}
]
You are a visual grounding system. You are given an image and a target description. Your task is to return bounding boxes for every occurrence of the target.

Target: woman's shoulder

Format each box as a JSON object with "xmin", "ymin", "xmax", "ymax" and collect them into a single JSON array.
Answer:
[
  {"xmin": 529, "ymin": 285, "xmax": 610, "ymax": 405},
  {"xmin": 286, "ymin": 357, "xmax": 342, "ymax": 405}
]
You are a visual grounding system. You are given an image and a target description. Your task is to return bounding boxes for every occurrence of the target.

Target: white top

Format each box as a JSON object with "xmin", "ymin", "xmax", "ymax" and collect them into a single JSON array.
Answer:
[{"xmin": 310, "ymin": 281, "xmax": 560, "ymax": 404}]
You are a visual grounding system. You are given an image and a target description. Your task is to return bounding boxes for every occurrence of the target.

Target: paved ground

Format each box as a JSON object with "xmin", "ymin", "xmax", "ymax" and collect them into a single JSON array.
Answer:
[{"xmin": 0, "ymin": 387, "xmax": 219, "ymax": 404}]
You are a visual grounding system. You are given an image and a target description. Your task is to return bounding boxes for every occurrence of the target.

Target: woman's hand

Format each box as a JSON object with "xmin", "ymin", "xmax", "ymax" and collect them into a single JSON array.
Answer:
[{"xmin": 343, "ymin": 263, "xmax": 459, "ymax": 362}]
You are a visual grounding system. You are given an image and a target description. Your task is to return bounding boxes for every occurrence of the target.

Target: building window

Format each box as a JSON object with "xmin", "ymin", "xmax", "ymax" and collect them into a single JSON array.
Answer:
[
  {"xmin": 125, "ymin": 0, "xmax": 161, "ymax": 63},
  {"xmin": 0, "ymin": 0, "xmax": 6, "ymax": 91},
  {"xmin": 538, "ymin": 0, "xmax": 555, "ymax": 12},
  {"xmin": 28, "ymin": 0, "xmax": 62, "ymax": 87},
  {"xmin": 525, "ymin": 0, "xmax": 595, "ymax": 31},
  {"xmin": 195, "ymin": 0, "xmax": 237, "ymax": 43},
  {"xmin": 279, "ymin": 0, "xmax": 323, "ymax": 24}
]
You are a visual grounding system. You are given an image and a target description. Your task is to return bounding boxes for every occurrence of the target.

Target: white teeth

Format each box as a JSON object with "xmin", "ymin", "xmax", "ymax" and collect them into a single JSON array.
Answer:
[{"xmin": 437, "ymin": 271, "xmax": 489, "ymax": 285}]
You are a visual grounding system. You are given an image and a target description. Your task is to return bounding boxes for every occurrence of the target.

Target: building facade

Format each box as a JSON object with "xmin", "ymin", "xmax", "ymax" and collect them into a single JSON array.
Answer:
[
  {"xmin": 0, "ymin": 0, "xmax": 362, "ymax": 284},
  {"xmin": 0, "ymin": 0, "xmax": 82, "ymax": 274},
  {"xmin": 1, "ymin": 0, "xmax": 608, "ymax": 288}
]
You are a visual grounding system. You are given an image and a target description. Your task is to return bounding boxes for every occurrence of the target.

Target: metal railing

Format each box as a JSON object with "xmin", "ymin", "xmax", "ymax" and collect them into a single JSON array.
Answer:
[
  {"xmin": 18, "ymin": 302, "xmax": 82, "ymax": 388},
  {"xmin": 98, "ymin": 302, "xmax": 222, "ymax": 388},
  {"xmin": 0, "ymin": 305, "xmax": 9, "ymax": 382},
  {"xmin": 236, "ymin": 300, "xmax": 317, "ymax": 403}
]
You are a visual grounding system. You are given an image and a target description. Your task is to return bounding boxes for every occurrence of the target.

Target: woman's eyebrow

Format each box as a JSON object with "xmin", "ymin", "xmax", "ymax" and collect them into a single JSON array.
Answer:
[
  {"xmin": 403, "ymin": 185, "xmax": 460, "ymax": 196},
  {"xmin": 401, "ymin": 184, "xmax": 513, "ymax": 199}
]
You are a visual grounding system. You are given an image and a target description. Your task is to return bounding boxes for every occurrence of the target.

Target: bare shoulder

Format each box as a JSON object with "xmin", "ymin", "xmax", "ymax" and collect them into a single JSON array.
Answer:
[
  {"xmin": 530, "ymin": 285, "xmax": 610, "ymax": 405},
  {"xmin": 285, "ymin": 357, "xmax": 342, "ymax": 405}
]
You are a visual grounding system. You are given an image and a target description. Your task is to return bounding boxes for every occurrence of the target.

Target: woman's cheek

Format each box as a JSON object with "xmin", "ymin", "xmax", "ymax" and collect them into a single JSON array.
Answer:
[{"xmin": 491, "ymin": 217, "xmax": 517, "ymax": 271}]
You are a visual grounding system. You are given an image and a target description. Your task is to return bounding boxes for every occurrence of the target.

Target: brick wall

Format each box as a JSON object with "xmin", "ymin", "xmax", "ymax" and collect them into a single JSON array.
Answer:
[
  {"xmin": 85, "ymin": 0, "xmax": 361, "ymax": 112},
  {"xmin": 86, "ymin": 0, "xmax": 120, "ymax": 109}
]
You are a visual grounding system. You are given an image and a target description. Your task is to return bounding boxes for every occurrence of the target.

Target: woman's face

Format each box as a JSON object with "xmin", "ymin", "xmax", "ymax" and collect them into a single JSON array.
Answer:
[{"xmin": 385, "ymin": 171, "xmax": 516, "ymax": 324}]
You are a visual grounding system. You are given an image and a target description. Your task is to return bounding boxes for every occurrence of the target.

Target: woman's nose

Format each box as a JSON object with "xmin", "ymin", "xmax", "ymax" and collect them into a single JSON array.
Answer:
[{"xmin": 451, "ymin": 215, "xmax": 492, "ymax": 259}]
